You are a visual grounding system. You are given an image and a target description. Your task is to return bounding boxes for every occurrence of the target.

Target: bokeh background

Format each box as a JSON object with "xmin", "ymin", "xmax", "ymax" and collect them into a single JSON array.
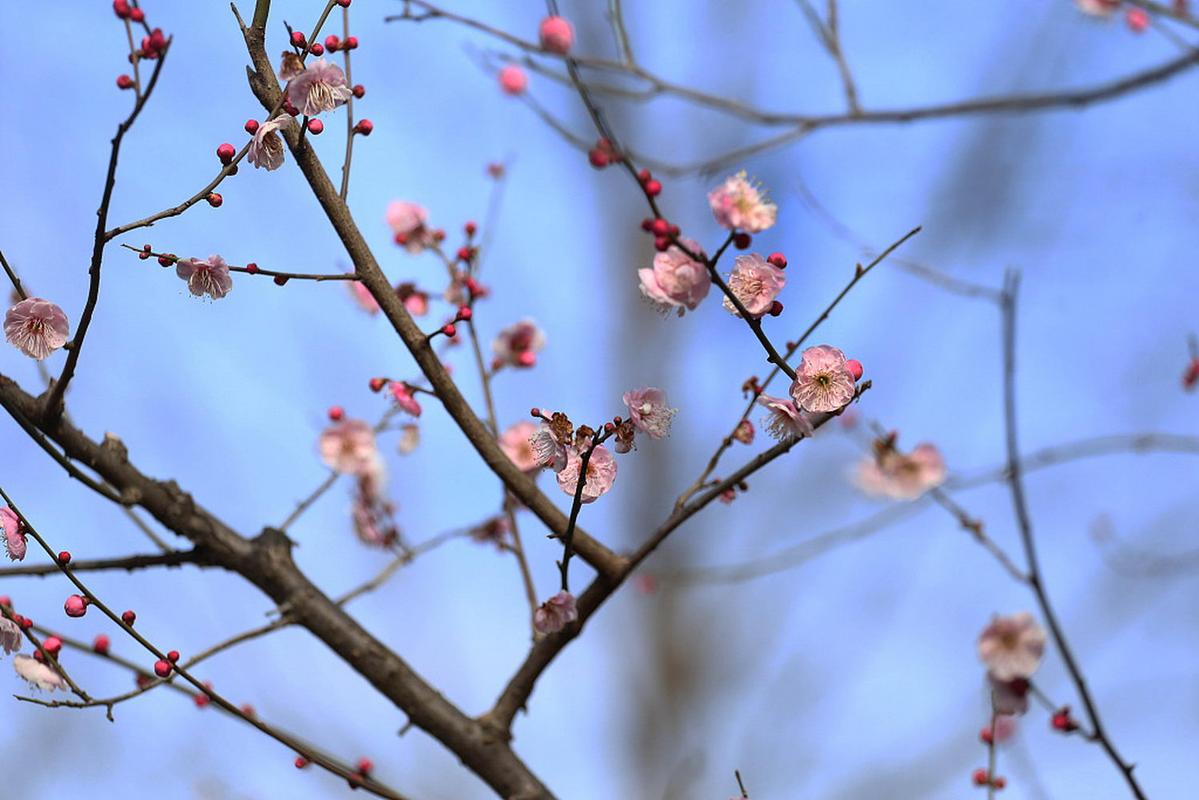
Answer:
[{"xmin": 1, "ymin": 1, "xmax": 1197, "ymax": 798}]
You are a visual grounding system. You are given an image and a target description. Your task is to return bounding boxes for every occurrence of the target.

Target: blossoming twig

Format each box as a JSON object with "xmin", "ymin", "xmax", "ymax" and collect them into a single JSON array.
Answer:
[
  {"xmin": 0, "ymin": 548, "xmax": 208, "ymax": 579},
  {"xmin": 119, "ymin": 244, "xmax": 361, "ymax": 282},
  {"xmin": 1000, "ymin": 270, "xmax": 1145, "ymax": 800},
  {"xmin": 0, "ymin": 489, "xmax": 412, "ymax": 800}
]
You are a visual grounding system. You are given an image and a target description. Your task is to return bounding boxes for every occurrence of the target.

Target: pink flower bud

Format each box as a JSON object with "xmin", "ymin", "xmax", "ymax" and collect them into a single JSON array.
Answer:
[
  {"xmin": 498, "ymin": 65, "xmax": 528, "ymax": 95},
  {"xmin": 845, "ymin": 359, "xmax": 863, "ymax": 380},
  {"xmin": 64, "ymin": 595, "xmax": 87, "ymax": 618},
  {"xmin": 538, "ymin": 16, "xmax": 575, "ymax": 55}
]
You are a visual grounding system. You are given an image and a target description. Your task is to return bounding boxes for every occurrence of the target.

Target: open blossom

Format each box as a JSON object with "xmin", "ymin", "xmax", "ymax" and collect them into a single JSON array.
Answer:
[
  {"xmin": 1, "ymin": 506, "xmax": 25, "ymax": 562},
  {"xmin": 492, "ymin": 319, "xmax": 545, "ymax": 368},
  {"xmin": 13, "ymin": 654, "xmax": 65, "ymax": 692},
  {"xmin": 349, "ymin": 280, "xmax": 379, "ymax": 314},
  {"xmin": 854, "ymin": 442, "xmax": 946, "ymax": 500},
  {"xmin": 386, "ymin": 201, "xmax": 436, "ymax": 254},
  {"xmin": 176, "ymin": 255, "xmax": 233, "ymax": 300},
  {"xmin": 708, "ymin": 171, "xmax": 777, "ymax": 233},
  {"xmin": 397, "ymin": 424, "xmax": 420, "ymax": 455},
  {"xmin": 530, "ymin": 420, "xmax": 569, "ymax": 472},
  {"xmin": 396, "ymin": 282, "xmax": 430, "ymax": 316},
  {"xmin": 756, "ymin": 394, "xmax": 814, "ymax": 441},
  {"xmin": 0, "ymin": 617, "xmax": 20, "ymax": 655},
  {"xmin": 500, "ymin": 421, "xmax": 540, "ymax": 472},
  {"xmin": 556, "ymin": 445, "xmax": 617, "ymax": 503},
  {"xmin": 533, "ymin": 591, "xmax": 578, "ymax": 634},
  {"xmin": 722, "ymin": 253, "xmax": 785, "ymax": 318},
  {"xmin": 790, "ymin": 345, "xmax": 856, "ymax": 413},
  {"xmin": 389, "ymin": 383, "xmax": 422, "ymax": 417},
  {"xmin": 285, "ymin": 57, "xmax": 352, "ymax": 116},
  {"xmin": 1075, "ymin": 0, "xmax": 1120, "ymax": 16},
  {"xmin": 622, "ymin": 387, "xmax": 677, "ymax": 439},
  {"xmin": 318, "ymin": 418, "xmax": 378, "ymax": 475},
  {"xmin": 638, "ymin": 240, "xmax": 710, "ymax": 316},
  {"xmin": 4, "ymin": 298, "xmax": 69, "ymax": 360},
  {"xmin": 247, "ymin": 114, "xmax": 292, "ymax": 171},
  {"xmin": 978, "ymin": 612, "xmax": 1046, "ymax": 682}
]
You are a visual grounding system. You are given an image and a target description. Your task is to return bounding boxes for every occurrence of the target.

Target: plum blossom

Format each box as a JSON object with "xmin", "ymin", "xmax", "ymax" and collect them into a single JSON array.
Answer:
[
  {"xmin": 176, "ymin": 255, "xmax": 233, "ymax": 300},
  {"xmin": 708, "ymin": 171, "xmax": 777, "ymax": 233},
  {"xmin": 0, "ymin": 617, "xmax": 20, "ymax": 655},
  {"xmin": 13, "ymin": 654, "xmax": 65, "ymax": 692},
  {"xmin": 492, "ymin": 319, "xmax": 545, "ymax": 368},
  {"xmin": 247, "ymin": 114, "xmax": 293, "ymax": 171},
  {"xmin": 4, "ymin": 298, "xmax": 69, "ymax": 360},
  {"xmin": 350, "ymin": 455, "xmax": 398, "ymax": 548},
  {"xmin": 533, "ymin": 590, "xmax": 578, "ymax": 634},
  {"xmin": 499, "ymin": 421, "xmax": 540, "ymax": 473},
  {"xmin": 471, "ymin": 516, "xmax": 510, "ymax": 549},
  {"xmin": 790, "ymin": 345, "xmax": 856, "ymax": 413},
  {"xmin": 733, "ymin": 419, "xmax": 755, "ymax": 444},
  {"xmin": 530, "ymin": 419, "xmax": 570, "ymax": 472},
  {"xmin": 854, "ymin": 442, "xmax": 946, "ymax": 500},
  {"xmin": 638, "ymin": 241, "xmax": 710, "ymax": 316},
  {"xmin": 318, "ymin": 418, "xmax": 378, "ymax": 475},
  {"xmin": 285, "ymin": 57, "xmax": 352, "ymax": 116},
  {"xmin": 556, "ymin": 445, "xmax": 617, "ymax": 503},
  {"xmin": 1075, "ymin": 0, "xmax": 1121, "ymax": 16},
  {"xmin": 622, "ymin": 387, "xmax": 677, "ymax": 440},
  {"xmin": 1, "ymin": 506, "xmax": 25, "ymax": 562},
  {"xmin": 978, "ymin": 612, "xmax": 1046, "ymax": 682},
  {"xmin": 386, "ymin": 201, "xmax": 436, "ymax": 254},
  {"xmin": 756, "ymin": 394, "xmax": 814, "ymax": 441},
  {"xmin": 389, "ymin": 383, "xmax": 422, "ymax": 417},
  {"xmin": 349, "ymin": 280, "xmax": 379, "ymax": 314},
  {"xmin": 722, "ymin": 253, "xmax": 785, "ymax": 318}
]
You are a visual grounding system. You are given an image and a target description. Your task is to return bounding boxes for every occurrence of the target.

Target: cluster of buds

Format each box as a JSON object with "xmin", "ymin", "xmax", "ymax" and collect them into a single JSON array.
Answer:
[
  {"xmin": 588, "ymin": 137, "xmax": 623, "ymax": 169},
  {"xmin": 323, "ymin": 34, "xmax": 360, "ymax": 53},
  {"xmin": 112, "ymin": 0, "xmax": 145, "ymax": 23},
  {"xmin": 1051, "ymin": 706, "xmax": 1080, "ymax": 734},
  {"xmin": 638, "ymin": 216, "xmax": 682, "ymax": 253},
  {"xmin": 971, "ymin": 769, "xmax": 1006, "ymax": 791},
  {"xmin": 139, "ymin": 27, "xmax": 168, "ymax": 60},
  {"xmin": 636, "ymin": 168, "xmax": 662, "ymax": 198}
]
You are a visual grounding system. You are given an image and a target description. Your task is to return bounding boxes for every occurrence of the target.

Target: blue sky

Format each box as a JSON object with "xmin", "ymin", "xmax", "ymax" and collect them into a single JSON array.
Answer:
[{"xmin": 1, "ymin": 2, "xmax": 1197, "ymax": 798}]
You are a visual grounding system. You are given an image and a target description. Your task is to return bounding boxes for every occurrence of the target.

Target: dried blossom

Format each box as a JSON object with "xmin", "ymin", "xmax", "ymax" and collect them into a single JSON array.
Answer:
[
  {"xmin": 0, "ymin": 617, "xmax": 20, "ymax": 655},
  {"xmin": 733, "ymin": 419, "xmax": 755, "ymax": 444}
]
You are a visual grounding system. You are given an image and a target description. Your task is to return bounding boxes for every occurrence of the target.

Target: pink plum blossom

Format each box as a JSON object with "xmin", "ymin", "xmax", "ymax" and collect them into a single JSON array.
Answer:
[
  {"xmin": 708, "ymin": 171, "xmax": 777, "ymax": 233},
  {"xmin": 349, "ymin": 280, "xmax": 379, "ymax": 314},
  {"xmin": 722, "ymin": 253, "xmax": 785, "ymax": 318},
  {"xmin": 4, "ymin": 298, "xmax": 69, "ymax": 360},
  {"xmin": 471, "ymin": 516, "xmax": 510, "ymax": 549},
  {"xmin": 733, "ymin": 419, "xmax": 755, "ymax": 444},
  {"xmin": 389, "ymin": 383, "xmax": 422, "ymax": 417},
  {"xmin": 638, "ymin": 241, "xmax": 710, "ymax": 316},
  {"xmin": 756, "ymin": 394, "xmax": 814, "ymax": 441},
  {"xmin": 854, "ymin": 442, "xmax": 946, "ymax": 500},
  {"xmin": 492, "ymin": 319, "xmax": 545, "ymax": 368},
  {"xmin": 386, "ymin": 201, "xmax": 436, "ymax": 254},
  {"xmin": 318, "ymin": 418, "xmax": 378, "ymax": 475},
  {"xmin": 622, "ymin": 387, "xmax": 677, "ymax": 440},
  {"xmin": 176, "ymin": 255, "xmax": 233, "ymax": 300},
  {"xmin": 978, "ymin": 612, "xmax": 1046, "ymax": 682},
  {"xmin": 247, "ymin": 114, "xmax": 293, "ymax": 171},
  {"xmin": 1, "ymin": 506, "xmax": 25, "ymax": 562},
  {"xmin": 533, "ymin": 590, "xmax": 578, "ymax": 634},
  {"xmin": 0, "ymin": 617, "xmax": 20, "ymax": 655},
  {"xmin": 396, "ymin": 282, "xmax": 430, "ymax": 316},
  {"xmin": 13, "ymin": 654, "xmax": 65, "ymax": 691},
  {"xmin": 530, "ymin": 421, "xmax": 569, "ymax": 472},
  {"xmin": 285, "ymin": 57, "xmax": 352, "ymax": 116},
  {"xmin": 556, "ymin": 445, "xmax": 617, "ymax": 503},
  {"xmin": 790, "ymin": 345, "xmax": 856, "ymax": 413},
  {"xmin": 498, "ymin": 65, "xmax": 528, "ymax": 95},
  {"xmin": 500, "ymin": 421, "xmax": 541, "ymax": 472},
  {"xmin": 538, "ymin": 16, "xmax": 574, "ymax": 54}
]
